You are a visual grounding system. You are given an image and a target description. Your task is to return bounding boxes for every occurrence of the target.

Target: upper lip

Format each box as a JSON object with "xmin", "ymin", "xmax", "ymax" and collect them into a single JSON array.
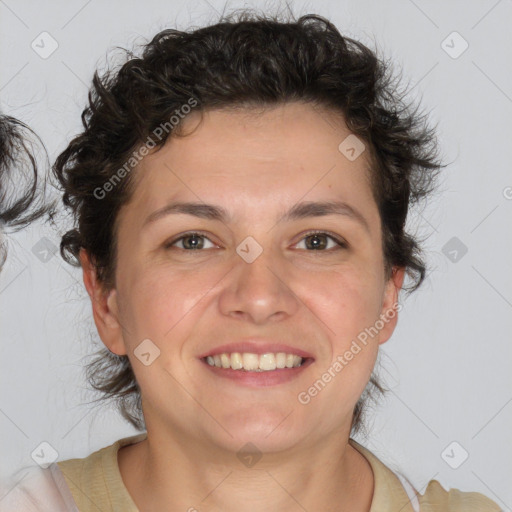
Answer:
[{"xmin": 198, "ymin": 339, "xmax": 315, "ymax": 360}]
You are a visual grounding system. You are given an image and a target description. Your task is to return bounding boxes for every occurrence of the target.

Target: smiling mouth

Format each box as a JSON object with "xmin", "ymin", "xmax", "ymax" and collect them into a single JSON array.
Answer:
[{"xmin": 202, "ymin": 352, "xmax": 313, "ymax": 372}]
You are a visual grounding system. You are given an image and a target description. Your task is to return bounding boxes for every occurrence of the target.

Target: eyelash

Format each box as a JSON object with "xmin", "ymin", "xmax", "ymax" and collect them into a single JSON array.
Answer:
[{"xmin": 164, "ymin": 230, "xmax": 348, "ymax": 252}]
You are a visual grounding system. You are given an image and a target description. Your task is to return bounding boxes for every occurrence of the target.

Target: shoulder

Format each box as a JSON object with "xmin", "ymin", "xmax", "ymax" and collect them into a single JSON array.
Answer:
[
  {"xmin": 419, "ymin": 479, "xmax": 502, "ymax": 511},
  {"xmin": 348, "ymin": 438, "xmax": 502, "ymax": 512},
  {"xmin": 56, "ymin": 432, "xmax": 147, "ymax": 484},
  {"xmin": 55, "ymin": 433, "xmax": 146, "ymax": 512},
  {"xmin": 0, "ymin": 464, "xmax": 78, "ymax": 512}
]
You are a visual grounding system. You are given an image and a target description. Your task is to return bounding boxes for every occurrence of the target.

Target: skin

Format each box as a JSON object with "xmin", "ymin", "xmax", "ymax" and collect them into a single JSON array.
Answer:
[{"xmin": 81, "ymin": 102, "xmax": 404, "ymax": 512}]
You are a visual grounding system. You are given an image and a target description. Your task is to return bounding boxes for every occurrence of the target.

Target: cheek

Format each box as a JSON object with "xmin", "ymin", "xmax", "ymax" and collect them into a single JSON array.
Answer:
[
  {"xmin": 307, "ymin": 265, "xmax": 384, "ymax": 388},
  {"xmin": 114, "ymin": 266, "xmax": 217, "ymax": 396},
  {"xmin": 117, "ymin": 263, "xmax": 220, "ymax": 342},
  {"xmin": 312, "ymin": 265, "xmax": 384, "ymax": 338},
  {"xmin": 294, "ymin": 271, "xmax": 382, "ymax": 420}
]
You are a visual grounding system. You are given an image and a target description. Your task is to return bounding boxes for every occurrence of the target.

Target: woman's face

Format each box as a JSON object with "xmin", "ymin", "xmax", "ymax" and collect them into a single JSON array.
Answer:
[{"xmin": 86, "ymin": 102, "xmax": 403, "ymax": 454}]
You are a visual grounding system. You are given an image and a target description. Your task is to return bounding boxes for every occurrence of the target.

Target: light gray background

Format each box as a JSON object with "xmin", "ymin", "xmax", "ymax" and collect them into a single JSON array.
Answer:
[{"xmin": 1, "ymin": 0, "xmax": 511, "ymax": 508}]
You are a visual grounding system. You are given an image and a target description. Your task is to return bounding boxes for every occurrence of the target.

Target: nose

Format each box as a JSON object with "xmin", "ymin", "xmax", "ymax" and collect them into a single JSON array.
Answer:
[{"xmin": 218, "ymin": 245, "xmax": 300, "ymax": 325}]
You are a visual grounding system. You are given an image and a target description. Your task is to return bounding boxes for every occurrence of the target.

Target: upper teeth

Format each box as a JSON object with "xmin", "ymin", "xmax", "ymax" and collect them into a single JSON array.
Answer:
[{"xmin": 205, "ymin": 352, "xmax": 303, "ymax": 371}]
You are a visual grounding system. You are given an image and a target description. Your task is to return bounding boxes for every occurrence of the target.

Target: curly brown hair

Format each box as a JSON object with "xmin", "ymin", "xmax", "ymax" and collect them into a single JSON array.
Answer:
[
  {"xmin": 53, "ymin": 10, "xmax": 443, "ymax": 437},
  {"xmin": 0, "ymin": 114, "xmax": 55, "ymax": 266}
]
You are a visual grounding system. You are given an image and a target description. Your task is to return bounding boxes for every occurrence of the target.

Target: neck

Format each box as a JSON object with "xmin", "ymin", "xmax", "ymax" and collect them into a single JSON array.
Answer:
[{"xmin": 118, "ymin": 427, "xmax": 374, "ymax": 512}]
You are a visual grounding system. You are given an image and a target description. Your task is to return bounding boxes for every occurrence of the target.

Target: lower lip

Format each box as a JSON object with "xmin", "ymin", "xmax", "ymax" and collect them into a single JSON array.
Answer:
[{"xmin": 200, "ymin": 358, "xmax": 314, "ymax": 387}]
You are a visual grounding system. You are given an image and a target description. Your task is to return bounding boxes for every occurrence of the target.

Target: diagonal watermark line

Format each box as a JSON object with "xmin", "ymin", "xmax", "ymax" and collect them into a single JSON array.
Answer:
[
  {"xmin": 266, "ymin": 164, "xmax": 337, "ymax": 235},
  {"xmin": 266, "ymin": 470, "xmax": 311, "ymax": 512},
  {"xmin": 311, "ymin": 102, "xmax": 339, "ymax": 133},
  {"xmin": 396, "ymin": 471, "xmax": 439, "ymax": 512},
  {"xmin": 410, "ymin": 62, "xmax": 440, "ymax": 93},
  {"xmin": 164, "ymin": 161, "xmax": 337, "ymax": 332},
  {"xmin": 264, "ymin": 265, "xmax": 337, "ymax": 335},
  {"xmin": 0, "ymin": 265, "xmax": 27, "ymax": 295},
  {"xmin": 58, "ymin": 260, "xmax": 81, "ymax": 286},
  {"xmin": 57, "ymin": 259, "xmax": 135, "ymax": 337},
  {"xmin": 470, "ymin": 204, "xmax": 499, "ymax": 233},
  {"xmin": 61, "ymin": 60, "xmax": 89, "ymax": 89},
  {"xmin": 471, "ymin": 0, "xmax": 503, "ymax": 29},
  {"xmin": 160, "ymin": 163, "xmax": 252, "ymax": 334},
  {"xmin": 0, "ymin": 62, "xmax": 29, "ymax": 92},
  {"xmin": 163, "ymin": 162, "xmax": 236, "ymax": 240},
  {"xmin": 162, "ymin": 366, "xmax": 234, "ymax": 438},
  {"xmin": 389, "ymin": 389, "xmax": 440, "ymax": 438},
  {"xmin": 264, "ymin": 409, "xmax": 294, "ymax": 438},
  {"xmin": 407, "ymin": 0, "xmax": 439, "ymax": 28},
  {"xmin": 471, "ymin": 470, "xmax": 510, "ymax": 510},
  {"xmin": 472, "ymin": 396, "xmax": 512, "ymax": 438},
  {"xmin": 417, "ymin": 210, "xmax": 439, "ymax": 233},
  {"xmin": 0, "ymin": 0, "xmax": 29, "ymax": 28},
  {"xmin": 472, "ymin": 61, "xmax": 512, "ymax": 105},
  {"xmin": 52, "ymin": 469, "xmax": 105, "ymax": 512},
  {"xmin": 410, "ymin": 201, "xmax": 439, "ymax": 233},
  {"xmin": 0, "ymin": 471, "xmax": 29, "ymax": 504},
  {"xmin": 163, "ymin": 266, "xmax": 235, "ymax": 337},
  {"xmin": 61, "ymin": 0, "xmax": 93, "ymax": 29},
  {"xmin": 0, "ymin": 408, "xmax": 29, "ymax": 438},
  {"xmin": 471, "ymin": 265, "xmax": 512, "ymax": 309},
  {"xmin": 60, "ymin": 408, "xmax": 93, "ymax": 439},
  {"xmin": 200, "ymin": 471, "xmax": 233, "ymax": 503}
]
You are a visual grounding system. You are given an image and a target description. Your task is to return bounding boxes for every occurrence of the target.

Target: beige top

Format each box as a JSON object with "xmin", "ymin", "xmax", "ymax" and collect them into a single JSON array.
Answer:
[{"xmin": 48, "ymin": 433, "xmax": 501, "ymax": 512}]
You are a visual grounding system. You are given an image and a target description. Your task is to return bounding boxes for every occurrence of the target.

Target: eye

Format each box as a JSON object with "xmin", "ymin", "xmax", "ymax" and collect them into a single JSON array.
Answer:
[
  {"xmin": 165, "ymin": 232, "xmax": 217, "ymax": 250},
  {"xmin": 164, "ymin": 230, "xmax": 347, "ymax": 252},
  {"xmin": 294, "ymin": 231, "xmax": 347, "ymax": 251}
]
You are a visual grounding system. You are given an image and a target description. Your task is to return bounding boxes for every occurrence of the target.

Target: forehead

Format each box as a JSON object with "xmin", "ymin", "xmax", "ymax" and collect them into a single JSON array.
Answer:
[{"xmin": 123, "ymin": 102, "xmax": 379, "ymax": 228}]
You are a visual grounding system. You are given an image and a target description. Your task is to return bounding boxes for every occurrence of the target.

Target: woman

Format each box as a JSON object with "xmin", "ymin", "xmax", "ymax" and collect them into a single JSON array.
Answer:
[{"xmin": 1, "ymin": 10, "xmax": 501, "ymax": 512}]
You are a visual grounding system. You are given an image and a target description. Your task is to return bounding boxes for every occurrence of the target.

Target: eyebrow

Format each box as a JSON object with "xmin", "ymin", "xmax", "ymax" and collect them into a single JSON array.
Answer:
[{"xmin": 143, "ymin": 200, "xmax": 370, "ymax": 232}]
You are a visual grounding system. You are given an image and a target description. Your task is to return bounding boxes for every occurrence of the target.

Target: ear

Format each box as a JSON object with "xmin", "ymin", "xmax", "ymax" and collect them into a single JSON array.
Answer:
[
  {"xmin": 378, "ymin": 266, "xmax": 405, "ymax": 345},
  {"xmin": 79, "ymin": 248, "xmax": 127, "ymax": 355}
]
